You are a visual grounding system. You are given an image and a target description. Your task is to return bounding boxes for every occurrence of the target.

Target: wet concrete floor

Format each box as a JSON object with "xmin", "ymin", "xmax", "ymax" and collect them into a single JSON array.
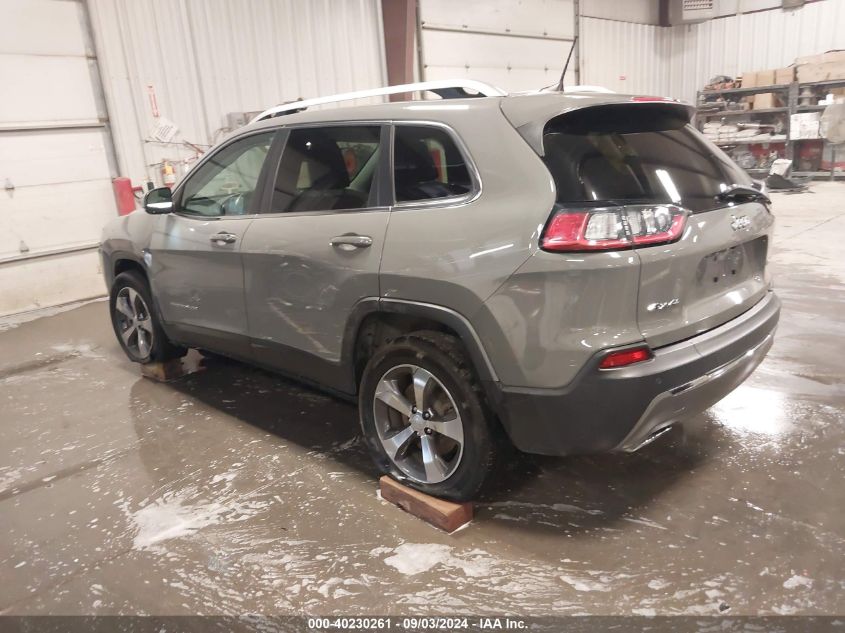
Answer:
[{"xmin": 1, "ymin": 184, "xmax": 843, "ymax": 616}]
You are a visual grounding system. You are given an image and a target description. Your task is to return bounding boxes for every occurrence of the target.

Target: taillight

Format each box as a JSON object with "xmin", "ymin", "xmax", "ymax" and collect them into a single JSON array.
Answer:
[
  {"xmin": 598, "ymin": 346, "xmax": 652, "ymax": 369},
  {"xmin": 540, "ymin": 204, "xmax": 687, "ymax": 252}
]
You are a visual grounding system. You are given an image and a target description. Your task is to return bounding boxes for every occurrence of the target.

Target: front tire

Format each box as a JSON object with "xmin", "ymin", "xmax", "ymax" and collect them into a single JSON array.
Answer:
[
  {"xmin": 109, "ymin": 271, "xmax": 185, "ymax": 364},
  {"xmin": 358, "ymin": 331, "xmax": 498, "ymax": 501}
]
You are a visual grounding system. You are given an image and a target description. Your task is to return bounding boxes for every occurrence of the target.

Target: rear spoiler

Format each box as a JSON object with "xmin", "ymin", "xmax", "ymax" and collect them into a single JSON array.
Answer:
[{"xmin": 500, "ymin": 94, "xmax": 695, "ymax": 156}]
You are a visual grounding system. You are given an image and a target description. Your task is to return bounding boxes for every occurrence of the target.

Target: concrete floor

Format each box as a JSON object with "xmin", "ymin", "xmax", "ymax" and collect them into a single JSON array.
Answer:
[{"xmin": 1, "ymin": 183, "xmax": 843, "ymax": 617}]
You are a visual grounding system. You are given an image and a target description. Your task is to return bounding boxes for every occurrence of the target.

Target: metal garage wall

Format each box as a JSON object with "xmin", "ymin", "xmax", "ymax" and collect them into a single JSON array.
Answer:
[
  {"xmin": 0, "ymin": 0, "xmax": 117, "ymax": 316},
  {"xmin": 666, "ymin": 0, "xmax": 845, "ymax": 104},
  {"xmin": 418, "ymin": 0, "xmax": 577, "ymax": 93},
  {"xmin": 580, "ymin": 17, "xmax": 670, "ymax": 96},
  {"xmin": 87, "ymin": 0, "xmax": 387, "ymax": 188},
  {"xmin": 581, "ymin": 0, "xmax": 845, "ymax": 104}
]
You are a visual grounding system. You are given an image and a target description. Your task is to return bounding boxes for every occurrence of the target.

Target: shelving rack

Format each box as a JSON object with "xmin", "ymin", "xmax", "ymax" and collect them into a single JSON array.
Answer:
[{"xmin": 696, "ymin": 78, "xmax": 845, "ymax": 179}]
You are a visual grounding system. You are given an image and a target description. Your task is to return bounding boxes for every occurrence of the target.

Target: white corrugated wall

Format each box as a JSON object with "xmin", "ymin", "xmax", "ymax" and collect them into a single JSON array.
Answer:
[
  {"xmin": 668, "ymin": 0, "xmax": 845, "ymax": 103},
  {"xmin": 581, "ymin": 0, "xmax": 845, "ymax": 104},
  {"xmin": 88, "ymin": 0, "xmax": 387, "ymax": 188},
  {"xmin": 580, "ymin": 17, "xmax": 669, "ymax": 97}
]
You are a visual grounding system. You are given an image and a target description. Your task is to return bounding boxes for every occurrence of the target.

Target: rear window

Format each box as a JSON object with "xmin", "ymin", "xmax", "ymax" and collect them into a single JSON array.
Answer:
[{"xmin": 543, "ymin": 105, "xmax": 752, "ymax": 213}]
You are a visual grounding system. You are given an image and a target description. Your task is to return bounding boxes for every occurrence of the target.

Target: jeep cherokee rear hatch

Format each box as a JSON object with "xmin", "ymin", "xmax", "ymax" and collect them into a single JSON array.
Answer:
[{"xmin": 520, "ymin": 99, "xmax": 773, "ymax": 348}]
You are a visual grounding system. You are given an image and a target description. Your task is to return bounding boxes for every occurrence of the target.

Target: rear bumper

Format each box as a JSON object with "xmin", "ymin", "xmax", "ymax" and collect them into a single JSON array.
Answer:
[{"xmin": 491, "ymin": 291, "xmax": 780, "ymax": 456}]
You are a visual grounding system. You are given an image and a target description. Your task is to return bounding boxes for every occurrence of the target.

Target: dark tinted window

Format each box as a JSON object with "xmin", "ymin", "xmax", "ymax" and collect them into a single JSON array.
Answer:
[
  {"xmin": 393, "ymin": 126, "xmax": 472, "ymax": 202},
  {"xmin": 270, "ymin": 126, "xmax": 380, "ymax": 213},
  {"xmin": 180, "ymin": 132, "xmax": 274, "ymax": 216},
  {"xmin": 543, "ymin": 106, "xmax": 751, "ymax": 213}
]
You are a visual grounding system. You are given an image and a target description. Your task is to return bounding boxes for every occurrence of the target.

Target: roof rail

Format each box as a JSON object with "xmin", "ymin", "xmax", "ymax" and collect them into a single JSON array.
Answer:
[
  {"xmin": 535, "ymin": 85, "xmax": 615, "ymax": 94},
  {"xmin": 249, "ymin": 79, "xmax": 508, "ymax": 124}
]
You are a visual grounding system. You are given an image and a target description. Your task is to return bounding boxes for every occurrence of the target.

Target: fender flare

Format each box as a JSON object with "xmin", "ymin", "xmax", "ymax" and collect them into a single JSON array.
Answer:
[{"xmin": 340, "ymin": 297, "xmax": 499, "ymax": 393}]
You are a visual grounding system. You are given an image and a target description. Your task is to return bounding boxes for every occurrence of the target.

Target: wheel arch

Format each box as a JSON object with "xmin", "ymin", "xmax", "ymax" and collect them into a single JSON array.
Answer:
[
  {"xmin": 114, "ymin": 256, "xmax": 146, "ymax": 278},
  {"xmin": 343, "ymin": 298, "xmax": 498, "ymax": 395},
  {"xmin": 107, "ymin": 251, "xmax": 147, "ymax": 289}
]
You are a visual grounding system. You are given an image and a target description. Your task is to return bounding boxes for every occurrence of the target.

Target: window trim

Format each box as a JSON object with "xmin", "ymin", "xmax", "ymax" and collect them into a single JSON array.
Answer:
[
  {"xmin": 172, "ymin": 129, "xmax": 278, "ymax": 221},
  {"xmin": 389, "ymin": 120, "xmax": 482, "ymax": 210},
  {"xmin": 171, "ymin": 118, "xmax": 483, "ymax": 220},
  {"xmin": 255, "ymin": 121, "xmax": 389, "ymax": 218}
]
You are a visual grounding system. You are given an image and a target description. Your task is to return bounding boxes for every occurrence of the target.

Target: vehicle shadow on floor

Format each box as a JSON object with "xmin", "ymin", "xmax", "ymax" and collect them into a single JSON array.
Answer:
[{"xmin": 134, "ymin": 353, "xmax": 714, "ymax": 535}]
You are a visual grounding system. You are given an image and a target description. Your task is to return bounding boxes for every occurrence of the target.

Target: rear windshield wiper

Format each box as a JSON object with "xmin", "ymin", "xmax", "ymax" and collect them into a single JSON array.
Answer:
[{"xmin": 717, "ymin": 184, "xmax": 771, "ymax": 205}]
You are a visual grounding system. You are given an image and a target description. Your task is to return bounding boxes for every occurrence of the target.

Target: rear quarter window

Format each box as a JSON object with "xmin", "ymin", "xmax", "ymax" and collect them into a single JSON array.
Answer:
[
  {"xmin": 543, "ymin": 105, "xmax": 752, "ymax": 213},
  {"xmin": 393, "ymin": 125, "xmax": 473, "ymax": 203}
]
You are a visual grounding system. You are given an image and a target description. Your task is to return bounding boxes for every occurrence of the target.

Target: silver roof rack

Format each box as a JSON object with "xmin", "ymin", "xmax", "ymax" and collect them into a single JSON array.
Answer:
[{"xmin": 249, "ymin": 79, "xmax": 508, "ymax": 124}]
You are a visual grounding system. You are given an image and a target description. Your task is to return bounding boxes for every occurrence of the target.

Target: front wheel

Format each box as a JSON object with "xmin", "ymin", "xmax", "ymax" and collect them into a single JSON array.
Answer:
[
  {"xmin": 358, "ymin": 331, "xmax": 499, "ymax": 501},
  {"xmin": 109, "ymin": 271, "xmax": 185, "ymax": 364}
]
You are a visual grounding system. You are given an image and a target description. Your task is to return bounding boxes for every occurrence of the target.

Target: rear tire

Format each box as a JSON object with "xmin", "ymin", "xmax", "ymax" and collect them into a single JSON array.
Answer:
[
  {"xmin": 109, "ymin": 271, "xmax": 185, "ymax": 364},
  {"xmin": 358, "ymin": 331, "xmax": 499, "ymax": 501}
]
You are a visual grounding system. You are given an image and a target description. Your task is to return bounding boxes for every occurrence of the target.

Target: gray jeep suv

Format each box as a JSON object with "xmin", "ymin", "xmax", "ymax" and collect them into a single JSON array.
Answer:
[{"xmin": 101, "ymin": 82, "xmax": 780, "ymax": 501}]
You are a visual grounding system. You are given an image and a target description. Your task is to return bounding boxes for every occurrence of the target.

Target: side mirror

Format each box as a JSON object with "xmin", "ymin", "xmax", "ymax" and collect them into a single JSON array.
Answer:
[{"xmin": 143, "ymin": 187, "xmax": 174, "ymax": 214}]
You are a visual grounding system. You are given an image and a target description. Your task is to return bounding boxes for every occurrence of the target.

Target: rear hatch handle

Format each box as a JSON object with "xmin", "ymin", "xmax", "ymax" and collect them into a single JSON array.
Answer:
[{"xmin": 716, "ymin": 184, "xmax": 771, "ymax": 205}]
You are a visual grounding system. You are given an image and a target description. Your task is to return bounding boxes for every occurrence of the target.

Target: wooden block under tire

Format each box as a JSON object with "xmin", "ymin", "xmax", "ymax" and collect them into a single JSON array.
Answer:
[
  {"xmin": 379, "ymin": 475, "xmax": 473, "ymax": 533},
  {"xmin": 140, "ymin": 358, "xmax": 197, "ymax": 382}
]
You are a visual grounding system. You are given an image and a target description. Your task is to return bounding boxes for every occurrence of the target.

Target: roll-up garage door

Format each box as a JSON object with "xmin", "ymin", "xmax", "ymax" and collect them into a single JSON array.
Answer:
[
  {"xmin": 418, "ymin": 0, "xmax": 577, "ymax": 93},
  {"xmin": 0, "ymin": 0, "xmax": 117, "ymax": 316}
]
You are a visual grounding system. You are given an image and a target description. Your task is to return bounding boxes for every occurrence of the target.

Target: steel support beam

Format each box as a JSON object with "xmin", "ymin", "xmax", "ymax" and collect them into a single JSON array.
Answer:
[{"xmin": 381, "ymin": 0, "xmax": 417, "ymax": 100}]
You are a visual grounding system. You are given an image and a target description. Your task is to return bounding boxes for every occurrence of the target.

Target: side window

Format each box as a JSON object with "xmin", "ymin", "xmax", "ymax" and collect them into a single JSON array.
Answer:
[
  {"xmin": 393, "ymin": 125, "xmax": 473, "ymax": 203},
  {"xmin": 270, "ymin": 126, "xmax": 380, "ymax": 213},
  {"xmin": 180, "ymin": 131, "xmax": 275, "ymax": 217}
]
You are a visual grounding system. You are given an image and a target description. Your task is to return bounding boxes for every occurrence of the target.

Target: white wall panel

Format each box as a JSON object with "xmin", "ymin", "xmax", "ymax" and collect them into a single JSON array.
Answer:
[
  {"xmin": 421, "ymin": 0, "xmax": 575, "ymax": 36},
  {"xmin": 0, "ymin": 180, "xmax": 115, "ymax": 257},
  {"xmin": 0, "ymin": 55, "xmax": 104, "ymax": 124},
  {"xmin": 580, "ymin": 17, "xmax": 672, "ymax": 96},
  {"xmin": 422, "ymin": 29, "xmax": 575, "ymax": 91},
  {"xmin": 0, "ymin": 0, "xmax": 90, "ymax": 56},
  {"xmin": 0, "ymin": 129, "xmax": 112, "ymax": 187},
  {"xmin": 0, "ymin": 0, "xmax": 116, "ymax": 315},
  {"xmin": 419, "ymin": 0, "xmax": 576, "ymax": 93},
  {"xmin": 88, "ymin": 0, "xmax": 387, "ymax": 186},
  {"xmin": 0, "ymin": 251, "xmax": 103, "ymax": 317}
]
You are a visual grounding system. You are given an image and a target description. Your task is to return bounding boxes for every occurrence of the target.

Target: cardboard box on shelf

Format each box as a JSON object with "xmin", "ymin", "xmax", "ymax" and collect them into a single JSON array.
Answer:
[
  {"xmin": 741, "ymin": 71, "xmax": 757, "ymax": 88},
  {"xmin": 796, "ymin": 53, "xmax": 824, "ymax": 66},
  {"xmin": 775, "ymin": 67, "xmax": 795, "ymax": 84},
  {"xmin": 756, "ymin": 69, "xmax": 776, "ymax": 86},
  {"xmin": 798, "ymin": 64, "xmax": 824, "ymax": 83},
  {"xmin": 822, "ymin": 50, "xmax": 845, "ymax": 64},
  {"xmin": 797, "ymin": 61, "xmax": 845, "ymax": 83},
  {"xmin": 752, "ymin": 93, "xmax": 780, "ymax": 110}
]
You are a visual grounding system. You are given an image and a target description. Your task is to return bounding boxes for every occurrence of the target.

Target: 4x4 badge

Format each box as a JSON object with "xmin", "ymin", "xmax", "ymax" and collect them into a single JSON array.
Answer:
[
  {"xmin": 647, "ymin": 298, "xmax": 680, "ymax": 312},
  {"xmin": 731, "ymin": 215, "xmax": 751, "ymax": 231}
]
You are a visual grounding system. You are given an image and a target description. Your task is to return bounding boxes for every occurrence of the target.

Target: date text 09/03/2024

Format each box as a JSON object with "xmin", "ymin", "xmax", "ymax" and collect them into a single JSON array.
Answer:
[{"xmin": 307, "ymin": 616, "xmax": 527, "ymax": 630}]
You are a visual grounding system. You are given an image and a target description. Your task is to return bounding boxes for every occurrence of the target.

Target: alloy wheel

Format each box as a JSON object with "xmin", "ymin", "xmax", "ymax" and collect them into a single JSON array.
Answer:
[
  {"xmin": 114, "ymin": 287, "xmax": 155, "ymax": 360},
  {"xmin": 373, "ymin": 363, "xmax": 464, "ymax": 484}
]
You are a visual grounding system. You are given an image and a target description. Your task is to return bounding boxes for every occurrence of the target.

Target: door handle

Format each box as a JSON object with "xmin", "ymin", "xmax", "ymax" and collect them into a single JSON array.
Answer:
[
  {"xmin": 210, "ymin": 232, "xmax": 238, "ymax": 245},
  {"xmin": 329, "ymin": 234, "xmax": 373, "ymax": 250}
]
